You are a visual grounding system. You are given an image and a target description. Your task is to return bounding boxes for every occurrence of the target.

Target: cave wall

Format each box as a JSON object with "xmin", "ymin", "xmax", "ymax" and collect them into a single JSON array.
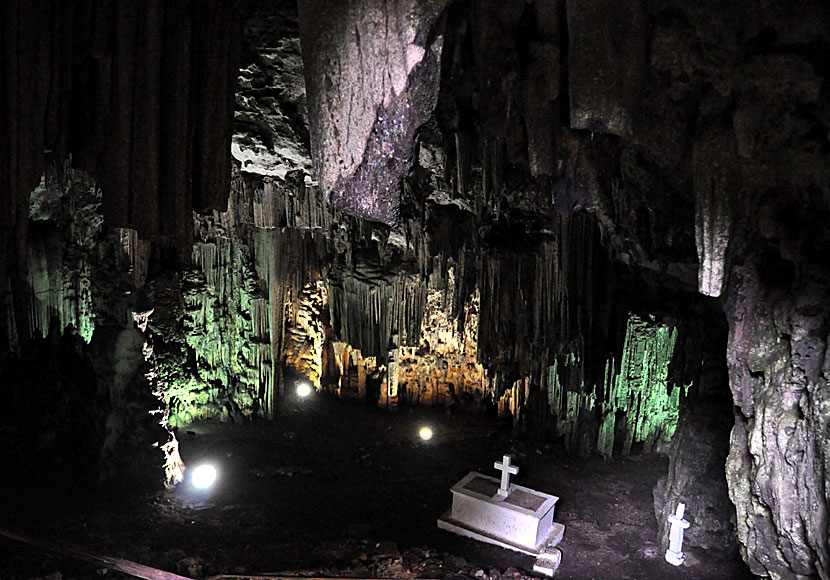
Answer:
[
  {"xmin": 0, "ymin": 162, "xmax": 183, "ymax": 489},
  {"xmin": 724, "ymin": 194, "xmax": 830, "ymax": 577},
  {"xmin": 0, "ymin": 0, "xmax": 239, "ymax": 488},
  {"xmin": 2, "ymin": 0, "xmax": 698, "ymax": 484}
]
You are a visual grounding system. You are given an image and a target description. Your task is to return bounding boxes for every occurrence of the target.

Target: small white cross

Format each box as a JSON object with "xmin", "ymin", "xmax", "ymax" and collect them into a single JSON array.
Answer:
[
  {"xmin": 494, "ymin": 454, "xmax": 518, "ymax": 498},
  {"xmin": 665, "ymin": 502, "xmax": 690, "ymax": 566}
]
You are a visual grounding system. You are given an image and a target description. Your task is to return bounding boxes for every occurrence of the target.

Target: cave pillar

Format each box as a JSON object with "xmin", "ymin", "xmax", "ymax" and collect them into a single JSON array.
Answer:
[
  {"xmin": 724, "ymin": 260, "xmax": 830, "ymax": 579},
  {"xmin": 298, "ymin": 0, "xmax": 449, "ymax": 225},
  {"xmin": 357, "ymin": 356, "xmax": 368, "ymax": 400},
  {"xmin": 96, "ymin": 301, "xmax": 180, "ymax": 489},
  {"xmin": 653, "ymin": 399, "xmax": 736, "ymax": 552}
]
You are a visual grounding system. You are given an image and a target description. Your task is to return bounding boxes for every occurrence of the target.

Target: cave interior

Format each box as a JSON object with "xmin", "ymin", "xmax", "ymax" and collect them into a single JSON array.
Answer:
[{"xmin": 1, "ymin": 0, "xmax": 829, "ymax": 579}]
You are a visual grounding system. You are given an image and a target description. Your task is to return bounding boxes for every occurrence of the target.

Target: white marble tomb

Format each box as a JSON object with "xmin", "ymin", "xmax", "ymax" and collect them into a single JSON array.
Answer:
[{"xmin": 437, "ymin": 455, "xmax": 565, "ymax": 557}]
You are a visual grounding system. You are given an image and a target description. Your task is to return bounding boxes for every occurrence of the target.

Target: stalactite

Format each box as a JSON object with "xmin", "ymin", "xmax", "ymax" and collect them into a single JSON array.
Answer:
[
  {"xmin": 176, "ymin": 227, "xmax": 274, "ymax": 424},
  {"xmin": 542, "ymin": 313, "xmax": 684, "ymax": 456},
  {"xmin": 1, "ymin": 0, "xmax": 241, "ymax": 289},
  {"xmin": 298, "ymin": 0, "xmax": 450, "ymax": 225},
  {"xmin": 523, "ymin": 42, "xmax": 559, "ymax": 177},
  {"xmin": 14, "ymin": 164, "xmax": 105, "ymax": 346},
  {"xmin": 476, "ymin": 213, "xmax": 602, "ymax": 380},
  {"xmin": 694, "ymin": 131, "xmax": 733, "ymax": 298},
  {"xmin": 455, "ymin": 133, "xmax": 472, "ymax": 196},
  {"xmin": 115, "ymin": 229, "xmax": 151, "ymax": 290},
  {"xmin": 250, "ymin": 298, "xmax": 270, "ymax": 340}
]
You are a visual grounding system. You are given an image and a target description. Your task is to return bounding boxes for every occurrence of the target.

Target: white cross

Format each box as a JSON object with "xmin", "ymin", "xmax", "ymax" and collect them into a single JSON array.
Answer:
[
  {"xmin": 494, "ymin": 454, "xmax": 518, "ymax": 498},
  {"xmin": 665, "ymin": 502, "xmax": 690, "ymax": 566}
]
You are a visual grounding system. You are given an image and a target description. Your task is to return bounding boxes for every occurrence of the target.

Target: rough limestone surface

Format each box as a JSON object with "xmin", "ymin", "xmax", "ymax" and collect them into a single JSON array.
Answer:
[
  {"xmin": 298, "ymin": 0, "xmax": 450, "ymax": 225},
  {"xmin": 233, "ymin": 0, "xmax": 311, "ymax": 180},
  {"xmin": 283, "ymin": 280, "xmax": 328, "ymax": 387},
  {"xmin": 653, "ymin": 401, "xmax": 736, "ymax": 552},
  {"xmin": 725, "ymin": 258, "xmax": 830, "ymax": 579},
  {"xmin": 693, "ymin": 129, "xmax": 734, "ymax": 298}
]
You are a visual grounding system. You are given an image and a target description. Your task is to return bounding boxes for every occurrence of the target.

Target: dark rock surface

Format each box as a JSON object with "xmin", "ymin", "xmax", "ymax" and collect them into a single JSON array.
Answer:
[
  {"xmin": 299, "ymin": 0, "xmax": 450, "ymax": 225},
  {"xmin": 0, "ymin": 0, "xmax": 241, "ymax": 289},
  {"xmin": 653, "ymin": 400, "xmax": 736, "ymax": 552}
]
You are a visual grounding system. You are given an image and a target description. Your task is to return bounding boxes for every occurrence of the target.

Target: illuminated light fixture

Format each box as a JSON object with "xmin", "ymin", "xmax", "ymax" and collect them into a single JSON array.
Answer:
[
  {"xmin": 419, "ymin": 426, "xmax": 434, "ymax": 441},
  {"xmin": 296, "ymin": 382, "xmax": 312, "ymax": 398},
  {"xmin": 190, "ymin": 464, "xmax": 218, "ymax": 489}
]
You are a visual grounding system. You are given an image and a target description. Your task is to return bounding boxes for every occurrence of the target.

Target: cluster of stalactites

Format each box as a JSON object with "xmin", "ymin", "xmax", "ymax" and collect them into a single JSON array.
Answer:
[{"xmin": 500, "ymin": 313, "xmax": 684, "ymax": 457}]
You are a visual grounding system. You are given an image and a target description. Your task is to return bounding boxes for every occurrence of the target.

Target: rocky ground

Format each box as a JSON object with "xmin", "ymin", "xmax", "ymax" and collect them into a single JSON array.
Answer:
[{"xmin": 1, "ymin": 393, "xmax": 755, "ymax": 580}]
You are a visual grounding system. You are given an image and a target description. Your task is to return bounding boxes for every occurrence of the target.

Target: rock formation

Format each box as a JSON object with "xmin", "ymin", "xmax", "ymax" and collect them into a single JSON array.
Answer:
[{"xmin": 298, "ymin": 0, "xmax": 450, "ymax": 225}]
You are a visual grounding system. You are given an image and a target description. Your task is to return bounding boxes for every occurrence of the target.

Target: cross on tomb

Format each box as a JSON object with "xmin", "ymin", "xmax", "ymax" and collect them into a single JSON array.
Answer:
[{"xmin": 494, "ymin": 454, "xmax": 519, "ymax": 498}]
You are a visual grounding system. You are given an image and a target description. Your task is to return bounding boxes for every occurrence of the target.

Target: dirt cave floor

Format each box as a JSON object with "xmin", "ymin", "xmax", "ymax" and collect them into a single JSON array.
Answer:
[{"xmin": 1, "ymin": 393, "xmax": 757, "ymax": 580}]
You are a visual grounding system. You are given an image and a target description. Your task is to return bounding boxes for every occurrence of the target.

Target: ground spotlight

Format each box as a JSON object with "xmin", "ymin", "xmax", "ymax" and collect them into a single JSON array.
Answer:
[
  {"xmin": 419, "ymin": 426, "xmax": 434, "ymax": 441},
  {"xmin": 296, "ymin": 381, "xmax": 312, "ymax": 398},
  {"xmin": 190, "ymin": 463, "xmax": 218, "ymax": 490}
]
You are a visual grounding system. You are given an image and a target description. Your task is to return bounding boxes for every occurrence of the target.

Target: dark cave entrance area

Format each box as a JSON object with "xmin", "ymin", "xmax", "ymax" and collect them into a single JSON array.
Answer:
[{"xmin": 0, "ymin": 387, "xmax": 754, "ymax": 580}]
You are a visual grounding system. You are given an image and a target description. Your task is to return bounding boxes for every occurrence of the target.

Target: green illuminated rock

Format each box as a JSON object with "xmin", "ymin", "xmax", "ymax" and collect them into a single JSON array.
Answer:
[
  {"xmin": 546, "ymin": 313, "xmax": 683, "ymax": 457},
  {"xmin": 613, "ymin": 314, "xmax": 681, "ymax": 455},
  {"xmin": 23, "ymin": 163, "xmax": 102, "ymax": 345}
]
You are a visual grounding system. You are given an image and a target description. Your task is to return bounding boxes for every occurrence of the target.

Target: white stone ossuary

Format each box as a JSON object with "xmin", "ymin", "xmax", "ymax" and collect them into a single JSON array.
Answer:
[{"xmin": 437, "ymin": 456, "xmax": 565, "ymax": 557}]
